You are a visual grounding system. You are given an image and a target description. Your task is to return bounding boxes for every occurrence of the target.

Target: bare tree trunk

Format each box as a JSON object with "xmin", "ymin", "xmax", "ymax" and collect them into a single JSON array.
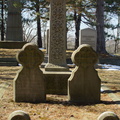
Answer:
[
  {"xmin": 74, "ymin": 10, "xmax": 81, "ymax": 49},
  {"xmin": 96, "ymin": 0, "xmax": 107, "ymax": 54},
  {"xmin": 1, "ymin": 0, "xmax": 4, "ymax": 41},
  {"xmin": 36, "ymin": 0, "xmax": 42, "ymax": 48},
  {"xmin": 114, "ymin": 39, "xmax": 119, "ymax": 53}
]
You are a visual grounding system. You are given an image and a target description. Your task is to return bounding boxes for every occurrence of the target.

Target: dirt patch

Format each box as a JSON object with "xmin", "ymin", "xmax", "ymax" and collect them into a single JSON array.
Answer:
[{"xmin": 98, "ymin": 69, "xmax": 120, "ymax": 99}]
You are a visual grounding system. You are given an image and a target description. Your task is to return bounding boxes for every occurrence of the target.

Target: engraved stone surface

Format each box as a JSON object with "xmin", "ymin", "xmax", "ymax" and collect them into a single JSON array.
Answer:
[
  {"xmin": 79, "ymin": 28, "xmax": 97, "ymax": 51},
  {"xmin": 6, "ymin": 0, "xmax": 23, "ymax": 41},
  {"xmin": 13, "ymin": 43, "xmax": 46, "ymax": 102},
  {"xmin": 45, "ymin": 0, "xmax": 68, "ymax": 71},
  {"xmin": 8, "ymin": 110, "xmax": 31, "ymax": 120},
  {"xmin": 68, "ymin": 44, "xmax": 101, "ymax": 103},
  {"xmin": 97, "ymin": 111, "xmax": 119, "ymax": 120}
]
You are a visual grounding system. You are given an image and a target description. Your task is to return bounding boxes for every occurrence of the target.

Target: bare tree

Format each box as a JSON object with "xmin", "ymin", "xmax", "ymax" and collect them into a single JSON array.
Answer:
[{"xmin": 96, "ymin": 0, "xmax": 107, "ymax": 53}]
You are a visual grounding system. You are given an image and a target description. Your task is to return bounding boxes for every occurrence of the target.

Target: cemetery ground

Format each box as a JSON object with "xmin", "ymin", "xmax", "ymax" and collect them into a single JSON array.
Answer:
[{"xmin": 0, "ymin": 49, "xmax": 120, "ymax": 119}]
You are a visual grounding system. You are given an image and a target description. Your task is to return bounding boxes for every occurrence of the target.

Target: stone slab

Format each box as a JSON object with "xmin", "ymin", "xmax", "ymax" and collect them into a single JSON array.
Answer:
[
  {"xmin": 0, "ymin": 41, "xmax": 27, "ymax": 49},
  {"xmin": 43, "ymin": 69, "xmax": 71, "ymax": 95}
]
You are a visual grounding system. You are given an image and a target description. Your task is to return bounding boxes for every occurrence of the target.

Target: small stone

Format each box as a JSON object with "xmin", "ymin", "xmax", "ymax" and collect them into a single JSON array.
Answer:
[
  {"xmin": 8, "ymin": 110, "xmax": 31, "ymax": 120},
  {"xmin": 97, "ymin": 111, "xmax": 119, "ymax": 120}
]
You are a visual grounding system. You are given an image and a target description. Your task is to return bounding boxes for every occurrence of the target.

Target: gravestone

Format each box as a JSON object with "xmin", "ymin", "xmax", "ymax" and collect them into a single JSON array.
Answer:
[
  {"xmin": 13, "ymin": 43, "xmax": 46, "ymax": 102},
  {"xmin": 68, "ymin": 44, "xmax": 101, "ymax": 103},
  {"xmin": 79, "ymin": 28, "xmax": 97, "ymax": 51},
  {"xmin": 43, "ymin": 0, "xmax": 71, "ymax": 95},
  {"xmin": 45, "ymin": 0, "xmax": 69, "ymax": 71},
  {"xmin": 97, "ymin": 111, "xmax": 119, "ymax": 120},
  {"xmin": 6, "ymin": 0, "xmax": 23, "ymax": 41},
  {"xmin": 8, "ymin": 110, "xmax": 31, "ymax": 120}
]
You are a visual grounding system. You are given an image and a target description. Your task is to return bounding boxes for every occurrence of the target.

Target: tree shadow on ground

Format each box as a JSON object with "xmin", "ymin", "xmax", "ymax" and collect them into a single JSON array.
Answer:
[
  {"xmin": 44, "ymin": 96, "xmax": 120, "ymax": 106},
  {"xmin": 101, "ymin": 100, "xmax": 120, "ymax": 105},
  {"xmin": 45, "ymin": 100, "xmax": 120, "ymax": 106},
  {"xmin": 102, "ymin": 90, "xmax": 120, "ymax": 94},
  {"xmin": 0, "ymin": 76, "xmax": 13, "ymax": 81}
]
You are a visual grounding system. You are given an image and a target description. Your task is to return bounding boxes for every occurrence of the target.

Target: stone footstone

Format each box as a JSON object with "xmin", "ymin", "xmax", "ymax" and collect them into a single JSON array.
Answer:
[
  {"xmin": 97, "ymin": 111, "xmax": 119, "ymax": 120},
  {"xmin": 13, "ymin": 43, "xmax": 46, "ymax": 103},
  {"xmin": 68, "ymin": 44, "xmax": 101, "ymax": 104},
  {"xmin": 8, "ymin": 110, "xmax": 31, "ymax": 120}
]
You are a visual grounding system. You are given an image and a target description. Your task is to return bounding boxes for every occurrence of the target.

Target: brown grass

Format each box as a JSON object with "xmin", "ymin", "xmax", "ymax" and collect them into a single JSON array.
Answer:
[{"xmin": 0, "ymin": 49, "xmax": 120, "ymax": 120}]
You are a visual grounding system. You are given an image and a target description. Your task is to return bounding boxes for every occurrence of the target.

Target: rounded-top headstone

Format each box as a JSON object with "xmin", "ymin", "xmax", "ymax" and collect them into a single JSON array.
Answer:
[
  {"xmin": 97, "ymin": 111, "xmax": 119, "ymax": 120},
  {"xmin": 8, "ymin": 110, "xmax": 31, "ymax": 120},
  {"xmin": 68, "ymin": 44, "xmax": 101, "ymax": 103},
  {"xmin": 71, "ymin": 44, "xmax": 98, "ymax": 68},
  {"xmin": 14, "ymin": 43, "xmax": 46, "ymax": 102},
  {"xmin": 16, "ymin": 43, "xmax": 44, "ymax": 68}
]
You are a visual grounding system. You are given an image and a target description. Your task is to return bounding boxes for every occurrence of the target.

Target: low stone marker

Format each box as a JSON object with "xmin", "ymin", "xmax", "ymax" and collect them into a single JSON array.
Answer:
[
  {"xmin": 68, "ymin": 44, "xmax": 101, "ymax": 104},
  {"xmin": 97, "ymin": 111, "xmax": 119, "ymax": 120},
  {"xmin": 13, "ymin": 43, "xmax": 46, "ymax": 102},
  {"xmin": 8, "ymin": 110, "xmax": 31, "ymax": 120},
  {"xmin": 79, "ymin": 28, "xmax": 97, "ymax": 51}
]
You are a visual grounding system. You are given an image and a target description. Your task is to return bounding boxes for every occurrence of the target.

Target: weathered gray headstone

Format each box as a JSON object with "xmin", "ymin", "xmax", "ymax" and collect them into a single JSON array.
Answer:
[
  {"xmin": 8, "ymin": 110, "xmax": 31, "ymax": 120},
  {"xmin": 13, "ymin": 43, "xmax": 46, "ymax": 102},
  {"xmin": 97, "ymin": 111, "xmax": 119, "ymax": 120},
  {"xmin": 68, "ymin": 44, "xmax": 101, "ymax": 103},
  {"xmin": 6, "ymin": 0, "xmax": 23, "ymax": 41},
  {"xmin": 43, "ymin": 0, "xmax": 70, "ymax": 94},
  {"xmin": 45, "ymin": 0, "xmax": 69, "ymax": 71},
  {"xmin": 79, "ymin": 28, "xmax": 97, "ymax": 51}
]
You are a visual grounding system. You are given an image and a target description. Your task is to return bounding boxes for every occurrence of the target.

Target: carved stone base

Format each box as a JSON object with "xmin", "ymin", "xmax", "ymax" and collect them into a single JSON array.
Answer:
[
  {"xmin": 42, "ymin": 69, "xmax": 71, "ymax": 95},
  {"xmin": 45, "ymin": 63, "xmax": 69, "ymax": 72},
  {"xmin": 0, "ymin": 41, "xmax": 27, "ymax": 49}
]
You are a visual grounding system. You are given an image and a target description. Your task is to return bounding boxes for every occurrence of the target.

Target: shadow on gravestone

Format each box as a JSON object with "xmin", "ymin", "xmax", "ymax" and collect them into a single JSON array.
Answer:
[
  {"xmin": 68, "ymin": 44, "xmax": 101, "ymax": 104},
  {"xmin": 97, "ymin": 111, "xmax": 119, "ymax": 120},
  {"xmin": 13, "ymin": 43, "xmax": 46, "ymax": 103},
  {"xmin": 8, "ymin": 110, "xmax": 31, "ymax": 120}
]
